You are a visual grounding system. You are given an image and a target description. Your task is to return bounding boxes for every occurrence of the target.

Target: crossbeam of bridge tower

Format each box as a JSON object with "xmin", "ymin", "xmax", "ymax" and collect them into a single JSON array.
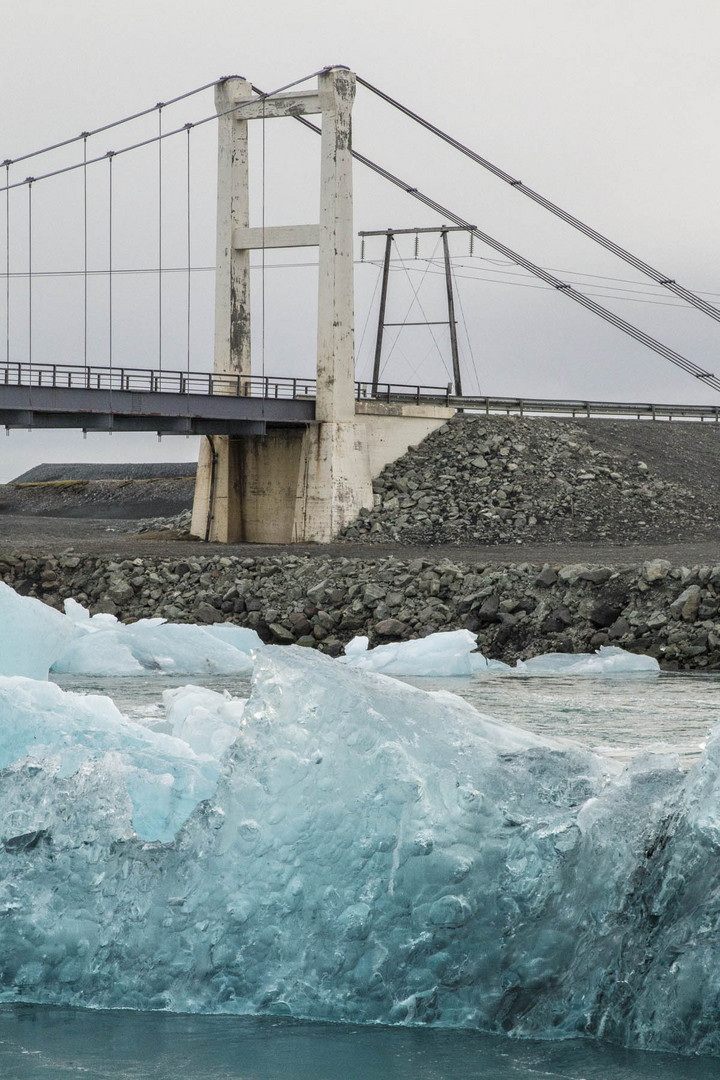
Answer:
[{"xmin": 192, "ymin": 67, "xmax": 454, "ymax": 544}]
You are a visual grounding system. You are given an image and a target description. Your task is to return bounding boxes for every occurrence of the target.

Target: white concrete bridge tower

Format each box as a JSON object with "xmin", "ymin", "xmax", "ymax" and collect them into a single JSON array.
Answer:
[{"xmin": 191, "ymin": 66, "xmax": 451, "ymax": 543}]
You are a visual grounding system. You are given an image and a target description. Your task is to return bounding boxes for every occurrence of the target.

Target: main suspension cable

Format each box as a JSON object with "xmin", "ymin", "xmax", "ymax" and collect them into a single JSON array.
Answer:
[
  {"xmin": 274, "ymin": 99, "xmax": 720, "ymax": 394},
  {"xmin": 2, "ymin": 79, "xmax": 221, "ymax": 169},
  {"xmin": 357, "ymin": 76, "xmax": 720, "ymax": 328},
  {"xmin": 0, "ymin": 69, "xmax": 327, "ymax": 195}
]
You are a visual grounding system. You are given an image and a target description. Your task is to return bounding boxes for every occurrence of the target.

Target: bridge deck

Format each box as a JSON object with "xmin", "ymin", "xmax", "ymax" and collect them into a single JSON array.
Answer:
[{"xmin": 1, "ymin": 362, "xmax": 720, "ymax": 431}]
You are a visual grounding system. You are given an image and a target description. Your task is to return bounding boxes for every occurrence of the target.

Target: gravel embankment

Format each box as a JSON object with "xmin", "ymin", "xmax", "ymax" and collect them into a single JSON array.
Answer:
[
  {"xmin": 11, "ymin": 462, "xmax": 197, "ymax": 483},
  {"xmin": 341, "ymin": 416, "xmax": 720, "ymax": 545},
  {"xmin": 2, "ymin": 549, "xmax": 720, "ymax": 670},
  {"xmin": 0, "ymin": 477, "xmax": 195, "ymax": 520},
  {"xmin": 4, "ymin": 417, "xmax": 720, "ymax": 669}
]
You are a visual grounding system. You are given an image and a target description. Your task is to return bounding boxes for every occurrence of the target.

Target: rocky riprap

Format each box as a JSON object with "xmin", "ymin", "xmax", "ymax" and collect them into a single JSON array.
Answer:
[
  {"xmin": 341, "ymin": 415, "xmax": 720, "ymax": 546},
  {"xmin": 3, "ymin": 550, "xmax": 720, "ymax": 670},
  {"xmin": 106, "ymin": 509, "xmax": 193, "ymax": 536}
]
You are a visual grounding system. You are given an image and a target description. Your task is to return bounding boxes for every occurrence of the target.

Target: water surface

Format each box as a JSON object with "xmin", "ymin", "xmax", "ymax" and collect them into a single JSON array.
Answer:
[{"xmin": 1, "ymin": 1005, "xmax": 717, "ymax": 1080}]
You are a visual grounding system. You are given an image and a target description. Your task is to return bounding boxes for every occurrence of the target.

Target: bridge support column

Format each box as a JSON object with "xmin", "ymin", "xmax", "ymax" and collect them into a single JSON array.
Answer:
[
  {"xmin": 191, "ymin": 401, "xmax": 453, "ymax": 545},
  {"xmin": 300, "ymin": 66, "xmax": 365, "ymax": 542},
  {"xmin": 191, "ymin": 75, "xmax": 252, "ymax": 543}
]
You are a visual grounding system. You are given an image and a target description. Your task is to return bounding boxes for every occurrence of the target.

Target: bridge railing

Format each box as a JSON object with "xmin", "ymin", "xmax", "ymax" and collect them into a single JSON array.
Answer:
[
  {"xmin": 355, "ymin": 379, "xmax": 453, "ymax": 404},
  {"xmin": 3, "ymin": 361, "xmax": 720, "ymax": 421},
  {"xmin": 0, "ymin": 362, "xmax": 318, "ymax": 400}
]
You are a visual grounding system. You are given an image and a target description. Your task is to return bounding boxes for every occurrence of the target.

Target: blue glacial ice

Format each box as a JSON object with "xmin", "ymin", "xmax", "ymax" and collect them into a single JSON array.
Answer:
[
  {"xmin": 0, "ymin": 630, "xmax": 717, "ymax": 1056},
  {"xmin": 0, "ymin": 676, "xmax": 244, "ymax": 842}
]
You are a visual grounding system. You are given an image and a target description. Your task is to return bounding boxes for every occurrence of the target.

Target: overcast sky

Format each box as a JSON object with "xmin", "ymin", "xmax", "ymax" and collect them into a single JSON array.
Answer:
[{"xmin": 2, "ymin": 0, "xmax": 720, "ymax": 481}]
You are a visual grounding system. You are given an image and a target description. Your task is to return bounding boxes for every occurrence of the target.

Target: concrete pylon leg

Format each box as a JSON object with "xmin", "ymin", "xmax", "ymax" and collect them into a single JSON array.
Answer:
[
  {"xmin": 293, "ymin": 422, "xmax": 371, "ymax": 542},
  {"xmin": 294, "ymin": 66, "xmax": 369, "ymax": 542},
  {"xmin": 191, "ymin": 76, "xmax": 252, "ymax": 543}
]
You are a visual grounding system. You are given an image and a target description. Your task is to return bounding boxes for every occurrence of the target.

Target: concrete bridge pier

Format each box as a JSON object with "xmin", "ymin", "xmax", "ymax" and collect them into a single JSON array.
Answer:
[
  {"xmin": 191, "ymin": 67, "xmax": 453, "ymax": 544},
  {"xmin": 192, "ymin": 402, "xmax": 453, "ymax": 544}
]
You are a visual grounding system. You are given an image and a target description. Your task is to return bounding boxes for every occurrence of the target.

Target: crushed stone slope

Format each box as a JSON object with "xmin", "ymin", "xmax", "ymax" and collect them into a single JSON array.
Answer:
[{"xmin": 342, "ymin": 415, "xmax": 720, "ymax": 546}]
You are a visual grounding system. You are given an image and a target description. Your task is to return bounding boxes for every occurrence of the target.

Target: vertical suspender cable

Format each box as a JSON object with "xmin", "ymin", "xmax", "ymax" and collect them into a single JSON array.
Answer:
[
  {"xmin": 107, "ymin": 151, "xmax": 113, "ymax": 375},
  {"xmin": 4, "ymin": 162, "xmax": 9, "ymax": 364},
  {"xmin": 261, "ymin": 98, "xmax": 266, "ymax": 412},
  {"xmin": 82, "ymin": 134, "xmax": 88, "ymax": 369},
  {"xmin": 158, "ymin": 104, "xmax": 163, "ymax": 371},
  {"xmin": 186, "ymin": 122, "xmax": 192, "ymax": 374},
  {"xmin": 26, "ymin": 178, "xmax": 32, "ymax": 369}
]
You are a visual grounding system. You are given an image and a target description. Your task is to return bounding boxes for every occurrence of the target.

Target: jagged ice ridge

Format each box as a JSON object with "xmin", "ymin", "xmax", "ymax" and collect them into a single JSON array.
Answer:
[{"xmin": 2, "ymin": 585, "xmax": 715, "ymax": 1056}]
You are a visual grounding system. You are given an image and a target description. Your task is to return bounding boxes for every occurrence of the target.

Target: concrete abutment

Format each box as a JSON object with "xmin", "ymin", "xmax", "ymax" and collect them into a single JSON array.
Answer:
[{"xmin": 191, "ymin": 403, "xmax": 454, "ymax": 543}]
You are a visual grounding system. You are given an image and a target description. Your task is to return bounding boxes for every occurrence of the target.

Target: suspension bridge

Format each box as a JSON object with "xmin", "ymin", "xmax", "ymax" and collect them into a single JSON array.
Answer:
[{"xmin": 2, "ymin": 65, "xmax": 720, "ymax": 542}]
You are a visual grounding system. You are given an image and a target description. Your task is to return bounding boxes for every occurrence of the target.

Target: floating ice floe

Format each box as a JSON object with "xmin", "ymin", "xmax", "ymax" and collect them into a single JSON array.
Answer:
[
  {"xmin": 341, "ymin": 631, "xmax": 658, "ymax": 678},
  {"xmin": 0, "ymin": 583, "xmax": 77, "ymax": 680},
  {"xmin": 0, "ymin": 584, "xmax": 261, "ymax": 678},
  {"xmin": 340, "ymin": 629, "xmax": 506, "ymax": 676},
  {"xmin": 514, "ymin": 645, "xmax": 659, "ymax": 676},
  {"xmin": 56, "ymin": 599, "xmax": 261, "ymax": 677}
]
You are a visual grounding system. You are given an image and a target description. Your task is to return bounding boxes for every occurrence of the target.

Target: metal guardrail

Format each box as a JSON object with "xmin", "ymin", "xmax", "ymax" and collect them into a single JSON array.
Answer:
[
  {"xmin": 2, "ymin": 361, "xmax": 720, "ymax": 421},
  {"xmin": 0, "ymin": 361, "xmax": 318, "ymax": 400}
]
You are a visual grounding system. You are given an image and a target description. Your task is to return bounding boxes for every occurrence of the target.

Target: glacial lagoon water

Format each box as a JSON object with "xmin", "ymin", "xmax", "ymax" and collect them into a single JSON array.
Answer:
[
  {"xmin": 1, "ymin": 1002, "xmax": 718, "ymax": 1080},
  {"xmin": 0, "ymin": 667, "xmax": 710, "ymax": 1079}
]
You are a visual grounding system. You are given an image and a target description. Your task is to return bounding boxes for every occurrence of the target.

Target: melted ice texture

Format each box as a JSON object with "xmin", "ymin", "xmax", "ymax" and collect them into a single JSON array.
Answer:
[{"xmin": 5, "ymin": 585, "xmax": 718, "ymax": 1058}]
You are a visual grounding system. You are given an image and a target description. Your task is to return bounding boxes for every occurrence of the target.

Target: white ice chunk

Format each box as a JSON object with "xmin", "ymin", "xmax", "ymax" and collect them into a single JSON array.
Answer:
[
  {"xmin": 0, "ymin": 582, "xmax": 78, "ymax": 680},
  {"xmin": 340, "ymin": 629, "xmax": 483, "ymax": 676},
  {"xmin": 163, "ymin": 684, "xmax": 247, "ymax": 757},
  {"xmin": 341, "ymin": 631, "xmax": 657, "ymax": 680},
  {"xmin": 515, "ymin": 645, "xmax": 659, "ymax": 677},
  {"xmin": 52, "ymin": 630, "xmax": 145, "ymax": 675},
  {"xmin": 53, "ymin": 600, "xmax": 262, "ymax": 676}
]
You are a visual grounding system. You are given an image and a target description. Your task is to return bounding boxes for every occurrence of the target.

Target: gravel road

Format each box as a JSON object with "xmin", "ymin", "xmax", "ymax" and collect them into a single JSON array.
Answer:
[{"xmin": 2, "ymin": 512, "xmax": 720, "ymax": 568}]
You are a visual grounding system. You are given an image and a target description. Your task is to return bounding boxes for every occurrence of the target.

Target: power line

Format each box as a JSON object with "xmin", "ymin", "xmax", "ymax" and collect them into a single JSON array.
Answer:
[{"xmin": 0, "ymin": 256, "xmax": 705, "ymax": 310}]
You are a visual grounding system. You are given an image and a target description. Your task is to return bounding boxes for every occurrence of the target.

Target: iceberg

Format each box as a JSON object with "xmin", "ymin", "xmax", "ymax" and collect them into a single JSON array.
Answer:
[
  {"xmin": 0, "ymin": 588, "xmax": 261, "ymax": 678},
  {"xmin": 1, "ymin": 644, "xmax": 717, "ymax": 1055},
  {"xmin": 53, "ymin": 598, "xmax": 262, "ymax": 676},
  {"xmin": 514, "ymin": 645, "xmax": 660, "ymax": 676},
  {"xmin": 340, "ymin": 629, "xmax": 496, "ymax": 676}
]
